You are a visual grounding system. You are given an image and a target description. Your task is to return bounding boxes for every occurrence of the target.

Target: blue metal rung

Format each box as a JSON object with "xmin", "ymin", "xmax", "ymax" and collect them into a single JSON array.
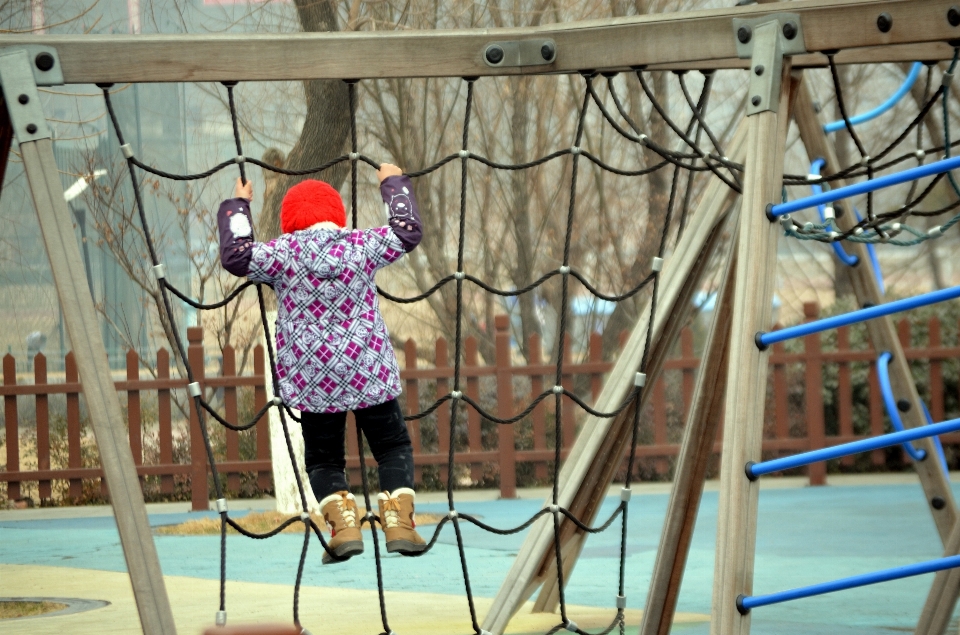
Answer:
[
  {"xmin": 745, "ymin": 414, "xmax": 960, "ymax": 479},
  {"xmin": 877, "ymin": 351, "xmax": 927, "ymax": 462},
  {"xmin": 769, "ymin": 154, "xmax": 960, "ymax": 218},
  {"xmin": 737, "ymin": 554, "xmax": 960, "ymax": 613},
  {"xmin": 756, "ymin": 284, "xmax": 960, "ymax": 349},
  {"xmin": 823, "ymin": 62, "xmax": 922, "ymax": 133}
]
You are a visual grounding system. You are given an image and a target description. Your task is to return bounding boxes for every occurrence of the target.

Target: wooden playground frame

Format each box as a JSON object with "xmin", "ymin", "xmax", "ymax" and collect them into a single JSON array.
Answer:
[{"xmin": 2, "ymin": 1, "xmax": 960, "ymax": 634}]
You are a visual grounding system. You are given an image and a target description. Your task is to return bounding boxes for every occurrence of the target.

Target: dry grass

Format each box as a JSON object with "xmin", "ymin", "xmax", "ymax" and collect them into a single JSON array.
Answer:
[
  {"xmin": 0, "ymin": 600, "xmax": 68, "ymax": 619},
  {"xmin": 155, "ymin": 509, "xmax": 443, "ymax": 536}
]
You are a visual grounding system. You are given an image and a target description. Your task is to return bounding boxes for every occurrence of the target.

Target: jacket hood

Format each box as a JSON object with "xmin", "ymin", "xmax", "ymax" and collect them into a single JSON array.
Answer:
[{"xmin": 302, "ymin": 229, "xmax": 354, "ymax": 280}]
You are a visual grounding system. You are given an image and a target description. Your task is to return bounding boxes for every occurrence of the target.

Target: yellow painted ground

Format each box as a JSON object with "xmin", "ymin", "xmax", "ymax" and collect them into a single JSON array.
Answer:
[{"xmin": 1, "ymin": 564, "xmax": 708, "ymax": 634}]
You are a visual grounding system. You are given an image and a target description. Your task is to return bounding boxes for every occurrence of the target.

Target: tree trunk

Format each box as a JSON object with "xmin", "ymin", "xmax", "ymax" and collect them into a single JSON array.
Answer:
[{"xmin": 259, "ymin": 0, "xmax": 353, "ymax": 241}]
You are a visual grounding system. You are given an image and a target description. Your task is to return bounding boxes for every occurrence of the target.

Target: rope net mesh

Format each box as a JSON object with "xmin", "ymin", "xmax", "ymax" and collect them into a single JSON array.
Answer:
[{"xmin": 90, "ymin": 52, "xmax": 960, "ymax": 633}]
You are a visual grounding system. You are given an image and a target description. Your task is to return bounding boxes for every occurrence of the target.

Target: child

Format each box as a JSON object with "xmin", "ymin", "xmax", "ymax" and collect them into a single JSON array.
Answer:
[{"xmin": 217, "ymin": 164, "xmax": 426, "ymax": 564}]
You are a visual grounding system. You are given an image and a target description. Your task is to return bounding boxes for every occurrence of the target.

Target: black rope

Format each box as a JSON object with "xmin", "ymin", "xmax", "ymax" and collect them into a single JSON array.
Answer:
[{"xmin": 96, "ymin": 65, "xmax": 756, "ymax": 634}]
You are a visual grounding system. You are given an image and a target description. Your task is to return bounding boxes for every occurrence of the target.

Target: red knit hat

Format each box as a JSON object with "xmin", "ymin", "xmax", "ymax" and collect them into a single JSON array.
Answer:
[{"xmin": 280, "ymin": 179, "xmax": 346, "ymax": 233}]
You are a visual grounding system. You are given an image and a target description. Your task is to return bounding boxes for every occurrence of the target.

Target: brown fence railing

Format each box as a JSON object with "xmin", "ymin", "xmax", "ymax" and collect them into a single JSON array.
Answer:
[{"xmin": 1, "ymin": 304, "xmax": 958, "ymax": 510}]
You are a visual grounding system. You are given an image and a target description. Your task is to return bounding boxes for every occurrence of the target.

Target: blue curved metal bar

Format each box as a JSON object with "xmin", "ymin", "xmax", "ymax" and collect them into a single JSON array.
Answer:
[
  {"xmin": 809, "ymin": 158, "xmax": 859, "ymax": 266},
  {"xmin": 853, "ymin": 207, "xmax": 885, "ymax": 295},
  {"xmin": 876, "ymin": 352, "xmax": 927, "ymax": 461},
  {"xmin": 738, "ymin": 554, "xmax": 960, "ymax": 612},
  {"xmin": 769, "ymin": 155, "xmax": 960, "ymax": 217},
  {"xmin": 745, "ymin": 414, "xmax": 960, "ymax": 479},
  {"xmin": 921, "ymin": 401, "xmax": 950, "ymax": 474},
  {"xmin": 757, "ymin": 284, "xmax": 960, "ymax": 348},
  {"xmin": 823, "ymin": 62, "xmax": 923, "ymax": 133}
]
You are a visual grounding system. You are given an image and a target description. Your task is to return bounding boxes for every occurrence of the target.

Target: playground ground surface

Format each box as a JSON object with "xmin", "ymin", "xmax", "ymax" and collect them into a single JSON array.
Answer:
[{"xmin": 2, "ymin": 473, "xmax": 960, "ymax": 635}]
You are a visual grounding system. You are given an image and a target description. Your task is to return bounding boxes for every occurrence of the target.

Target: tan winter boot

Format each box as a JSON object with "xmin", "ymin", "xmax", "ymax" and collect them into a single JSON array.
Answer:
[
  {"xmin": 319, "ymin": 491, "xmax": 363, "ymax": 564},
  {"xmin": 377, "ymin": 488, "xmax": 427, "ymax": 555}
]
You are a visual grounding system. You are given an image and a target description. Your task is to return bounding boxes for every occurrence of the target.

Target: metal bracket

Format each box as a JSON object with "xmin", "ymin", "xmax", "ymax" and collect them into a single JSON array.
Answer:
[
  {"xmin": 483, "ymin": 39, "xmax": 556, "ymax": 68},
  {"xmin": 0, "ymin": 46, "xmax": 63, "ymax": 86},
  {"xmin": 732, "ymin": 13, "xmax": 806, "ymax": 116},
  {"xmin": 0, "ymin": 50, "xmax": 51, "ymax": 144}
]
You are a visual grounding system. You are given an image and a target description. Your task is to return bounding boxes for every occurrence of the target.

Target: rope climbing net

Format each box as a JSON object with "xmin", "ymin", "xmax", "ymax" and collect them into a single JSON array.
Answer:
[
  {"xmin": 91, "ymin": 47, "xmax": 960, "ymax": 633},
  {"xmin": 98, "ymin": 67, "xmax": 728, "ymax": 635}
]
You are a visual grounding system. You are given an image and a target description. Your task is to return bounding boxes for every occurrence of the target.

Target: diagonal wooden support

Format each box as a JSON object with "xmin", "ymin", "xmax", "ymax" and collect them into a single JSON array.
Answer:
[
  {"xmin": 792, "ymin": 77, "xmax": 960, "ymax": 635},
  {"xmin": 2, "ymin": 50, "xmax": 177, "ymax": 635},
  {"xmin": 480, "ymin": 121, "xmax": 746, "ymax": 635},
  {"xmin": 711, "ymin": 48, "xmax": 796, "ymax": 635},
  {"xmin": 638, "ymin": 211, "xmax": 738, "ymax": 635}
]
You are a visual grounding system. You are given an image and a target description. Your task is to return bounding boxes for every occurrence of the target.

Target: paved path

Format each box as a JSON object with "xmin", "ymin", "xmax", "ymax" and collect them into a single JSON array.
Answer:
[{"xmin": 2, "ymin": 474, "xmax": 960, "ymax": 634}]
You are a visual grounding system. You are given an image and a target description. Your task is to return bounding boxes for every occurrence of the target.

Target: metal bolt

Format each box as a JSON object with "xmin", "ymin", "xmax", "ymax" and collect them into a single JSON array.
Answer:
[
  {"xmin": 896, "ymin": 399, "xmax": 911, "ymax": 412},
  {"xmin": 26, "ymin": 123, "xmax": 37, "ymax": 134},
  {"xmin": 950, "ymin": 6, "xmax": 960, "ymax": 27},
  {"xmin": 17, "ymin": 94, "xmax": 28, "ymax": 105},
  {"xmin": 485, "ymin": 45, "xmax": 504, "ymax": 65},
  {"xmin": 34, "ymin": 52, "xmax": 55, "ymax": 72},
  {"xmin": 932, "ymin": 496, "xmax": 947, "ymax": 510},
  {"xmin": 751, "ymin": 95, "xmax": 761, "ymax": 107},
  {"xmin": 540, "ymin": 42, "xmax": 555, "ymax": 62},
  {"xmin": 877, "ymin": 12, "xmax": 893, "ymax": 33},
  {"xmin": 737, "ymin": 25, "xmax": 752, "ymax": 44},
  {"xmin": 782, "ymin": 22, "xmax": 798, "ymax": 40},
  {"xmin": 754, "ymin": 65, "xmax": 764, "ymax": 76}
]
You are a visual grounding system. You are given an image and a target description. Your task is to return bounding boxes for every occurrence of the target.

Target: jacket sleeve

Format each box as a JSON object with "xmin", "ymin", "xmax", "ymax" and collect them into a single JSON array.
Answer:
[
  {"xmin": 217, "ymin": 197, "xmax": 282, "ymax": 284},
  {"xmin": 380, "ymin": 175, "xmax": 422, "ymax": 252},
  {"xmin": 218, "ymin": 197, "xmax": 255, "ymax": 277}
]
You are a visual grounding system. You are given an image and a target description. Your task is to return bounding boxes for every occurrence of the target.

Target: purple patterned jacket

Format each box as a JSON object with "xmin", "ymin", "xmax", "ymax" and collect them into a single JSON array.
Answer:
[{"xmin": 217, "ymin": 175, "xmax": 422, "ymax": 413}]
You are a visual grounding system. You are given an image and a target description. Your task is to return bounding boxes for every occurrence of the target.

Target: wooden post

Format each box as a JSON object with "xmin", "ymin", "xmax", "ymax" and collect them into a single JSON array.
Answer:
[
  {"xmin": 465, "ymin": 337, "xmax": 483, "ymax": 483},
  {"xmin": 803, "ymin": 303, "xmax": 826, "ymax": 486},
  {"xmin": 223, "ymin": 345, "xmax": 239, "ymax": 495},
  {"xmin": 188, "ymin": 326, "xmax": 208, "ymax": 512},
  {"xmin": 66, "ymin": 352, "xmax": 82, "ymax": 500},
  {"xmin": 495, "ymin": 315, "xmax": 516, "ymax": 499},
  {"xmin": 404, "ymin": 338, "xmax": 422, "ymax": 485},
  {"xmin": 837, "ymin": 327, "xmax": 854, "ymax": 465},
  {"xmin": 3, "ymin": 353, "xmax": 18, "ymax": 501},
  {"xmin": 16, "ymin": 117, "xmax": 176, "ymax": 633},
  {"xmin": 640, "ymin": 221, "xmax": 737, "ymax": 635},
  {"xmin": 157, "ymin": 348, "xmax": 174, "ymax": 495},
  {"xmin": 436, "ymin": 337, "xmax": 451, "ymax": 485},
  {"xmin": 530, "ymin": 334, "xmax": 548, "ymax": 482},
  {"xmin": 711, "ymin": 50, "xmax": 795, "ymax": 635},
  {"xmin": 35, "ymin": 352, "xmax": 51, "ymax": 501},
  {"xmin": 483, "ymin": 119, "xmax": 747, "ymax": 634},
  {"xmin": 253, "ymin": 344, "xmax": 270, "ymax": 492}
]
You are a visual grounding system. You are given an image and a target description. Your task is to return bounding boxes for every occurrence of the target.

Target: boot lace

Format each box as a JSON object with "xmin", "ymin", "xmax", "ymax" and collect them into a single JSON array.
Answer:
[
  {"xmin": 382, "ymin": 497, "xmax": 401, "ymax": 529},
  {"xmin": 338, "ymin": 497, "xmax": 357, "ymax": 528}
]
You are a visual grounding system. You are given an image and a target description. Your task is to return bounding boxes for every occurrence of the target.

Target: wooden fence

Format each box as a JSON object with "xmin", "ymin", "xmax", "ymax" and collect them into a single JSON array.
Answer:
[{"xmin": 2, "ymin": 305, "xmax": 959, "ymax": 509}]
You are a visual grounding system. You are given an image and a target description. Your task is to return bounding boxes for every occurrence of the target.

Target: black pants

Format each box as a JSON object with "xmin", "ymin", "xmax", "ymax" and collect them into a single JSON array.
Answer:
[{"xmin": 302, "ymin": 398, "xmax": 415, "ymax": 502}]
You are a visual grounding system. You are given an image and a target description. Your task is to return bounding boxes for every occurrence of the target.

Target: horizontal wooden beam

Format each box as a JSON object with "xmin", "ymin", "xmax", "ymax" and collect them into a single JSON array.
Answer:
[{"xmin": 0, "ymin": 0, "xmax": 956, "ymax": 83}]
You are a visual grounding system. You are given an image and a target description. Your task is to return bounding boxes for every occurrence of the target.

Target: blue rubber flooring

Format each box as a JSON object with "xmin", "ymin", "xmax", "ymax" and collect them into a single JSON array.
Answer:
[{"xmin": 2, "ymin": 482, "xmax": 959, "ymax": 634}]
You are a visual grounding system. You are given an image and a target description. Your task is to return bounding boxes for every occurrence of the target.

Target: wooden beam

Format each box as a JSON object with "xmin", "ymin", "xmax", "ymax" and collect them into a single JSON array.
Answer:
[
  {"xmin": 711, "ymin": 63, "xmax": 796, "ymax": 635},
  {"xmin": 0, "ymin": 0, "xmax": 955, "ymax": 83},
  {"xmin": 792, "ymin": 76, "xmax": 960, "ymax": 635},
  {"xmin": 20, "ymin": 138, "xmax": 177, "ymax": 635},
  {"xmin": 915, "ymin": 520, "xmax": 960, "ymax": 634},
  {"xmin": 638, "ymin": 212, "xmax": 738, "ymax": 635},
  {"xmin": 646, "ymin": 42, "xmax": 959, "ymax": 72},
  {"xmin": 480, "ymin": 121, "xmax": 746, "ymax": 635}
]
